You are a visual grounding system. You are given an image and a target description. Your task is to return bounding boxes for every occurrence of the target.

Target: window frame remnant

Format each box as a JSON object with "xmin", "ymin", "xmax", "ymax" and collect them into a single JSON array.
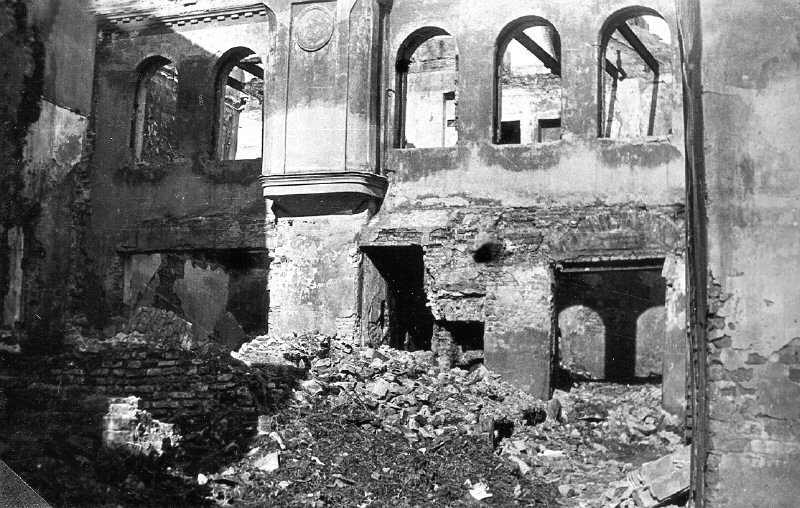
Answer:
[
  {"xmin": 394, "ymin": 26, "xmax": 458, "ymax": 149},
  {"xmin": 213, "ymin": 47, "xmax": 265, "ymax": 161},
  {"xmin": 494, "ymin": 17, "xmax": 562, "ymax": 145},
  {"xmin": 597, "ymin": 8, "xmax": 672, "ymax": 139},
  {"xmin": 131, "ymin": 56, "xmax": 178, "ymax": 164}
]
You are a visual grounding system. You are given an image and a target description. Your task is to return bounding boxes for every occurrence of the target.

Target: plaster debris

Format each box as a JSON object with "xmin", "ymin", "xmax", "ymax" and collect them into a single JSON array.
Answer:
[
  {"xmin": 468, "ymin": 481, "xmax": 493, "ymax": 501},
  {"xmin": 200, "ymin": 334, "xmax": 687, "ymax": 506},
  {"xmin": 253, "ymin": 452, "xmax": 280, "ymax": 473}
]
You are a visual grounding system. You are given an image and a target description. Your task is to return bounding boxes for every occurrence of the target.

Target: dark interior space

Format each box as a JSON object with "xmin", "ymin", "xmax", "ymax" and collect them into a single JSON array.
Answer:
[
  {"xmin": 553, "ymin": 259, "xmax": 666, "ymax": 383},
  {"xmin": 123, "ymin": 249, "xmax": 269, "ymax": 341},
  {"xmin": 498, "ymin": 120, "xmax": 521, "ymax": 144},
  {"xmin": 217, "ymin": 250, "xmax": 270, "ymax": 335},
  {"xmin": 361, "ymin": 246, "xmax": 433, "ymax": 351},
  {"xmin": 437, "ymin": 320, "xmax": 485, "ymax": 368},
  {"xmin": 439, "ymin": 320, "xmax": 484, "ymax": 351}
]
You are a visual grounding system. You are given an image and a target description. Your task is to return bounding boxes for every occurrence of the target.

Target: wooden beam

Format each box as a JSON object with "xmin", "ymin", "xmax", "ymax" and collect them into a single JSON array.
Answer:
[
  {"xmin": 235, "ymin": 61, "xmax": 264, "ymax": 80},
  {"xmin": 604, "ymin": 58, "xmax": 628, "ymax": 80},
  {"xmin": 615, "ymin": 23, "xmax": 660, "ymax": 73},
  {"xmin": 226, "ymin": 77, "xmax": 263, "ymax": 101},
  {"xmin": 226, "ymin": 76, "xmax": 246, "ymax": 93},
  {"xmin": 513, "ymin": 32, "xmax": 561, "ymax": 76}
]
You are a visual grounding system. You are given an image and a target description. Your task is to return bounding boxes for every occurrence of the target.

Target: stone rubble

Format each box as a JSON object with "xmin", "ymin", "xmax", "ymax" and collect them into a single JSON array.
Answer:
[
  {"xmin": 102, "ymin": 396, "xmax": 180, "ymax": 459},
  {"xmin": 205, "ymin": 333, "xmax": 689, "ymax": 507},
  {"xmin": 298, "ymin": 337, "xmax": 548, "ymax": 442},
  {"xmin": 233, "ymin": 331, "xmax": 328, "ymax": 370}
]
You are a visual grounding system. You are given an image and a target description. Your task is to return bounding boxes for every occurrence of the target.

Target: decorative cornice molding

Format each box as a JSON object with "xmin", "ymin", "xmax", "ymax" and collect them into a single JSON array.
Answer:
[
  {"xmin": 95, "ymin": 3, "xmax": 270, "ymax": 31},
  {"xmin": 261, "ymin": 171, "xmax": 389, "ymax": 200}
]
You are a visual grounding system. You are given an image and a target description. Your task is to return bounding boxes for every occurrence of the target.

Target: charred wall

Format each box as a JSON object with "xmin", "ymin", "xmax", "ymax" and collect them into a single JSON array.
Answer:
[
  {"xmin": 0, "ymin": 0, "xmax": 95, "ymax": 352},
  {"xmin": 343, "ymin": 0, "xmax": 686, "ymax": 401}
]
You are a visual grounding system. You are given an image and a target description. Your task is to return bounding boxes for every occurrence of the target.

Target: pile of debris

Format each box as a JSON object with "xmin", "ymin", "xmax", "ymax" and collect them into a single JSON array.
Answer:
[
  {"xmin": 198, "ymin": 334, "xmax": 689, "ymax": 507},
  {"xmin": 300, "ymin": 338, "xmax": 550, "ymax": 439},
  {"xmin": 494, "ymin": 381, "xmax": 688, "ymax": 507},
  {"xmin": 232, "ymin": 331, "xmax": 328, "ymax": 370},
  {"xmin": 613, "ymin": 446, "xmax": 690, "ymax": 507}
]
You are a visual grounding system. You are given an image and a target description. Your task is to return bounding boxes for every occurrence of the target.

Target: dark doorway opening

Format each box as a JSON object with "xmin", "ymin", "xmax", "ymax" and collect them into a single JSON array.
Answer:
[
  {"xmin": 361, "ymin": 246, "xmax": 433, "ymax": 351},
  {"xmin": 553, "ymin": 259, "xmax": 666, "ymax": 383}
]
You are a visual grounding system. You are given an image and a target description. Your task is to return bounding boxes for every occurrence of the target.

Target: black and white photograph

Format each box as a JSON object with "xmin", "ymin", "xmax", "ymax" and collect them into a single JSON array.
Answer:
[{"xmin": 0, "ymin": 0, "xmax": 798, "ymax": 506}]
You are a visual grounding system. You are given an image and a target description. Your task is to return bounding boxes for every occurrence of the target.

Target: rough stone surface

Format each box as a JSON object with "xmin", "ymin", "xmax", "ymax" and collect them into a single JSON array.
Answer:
[{"xmin": 102, "ymin": 396, "xmax": 179, "ymax": 459}]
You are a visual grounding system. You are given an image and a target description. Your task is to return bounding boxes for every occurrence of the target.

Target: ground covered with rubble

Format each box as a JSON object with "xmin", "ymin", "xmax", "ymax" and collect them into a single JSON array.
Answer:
[
  {"xmin": 1, "ymin": 332, "xmax": 690, "ymax": 507},
  {"xmin": 201, "ymin": 335, "xmax": 689, "ymax": 508}
]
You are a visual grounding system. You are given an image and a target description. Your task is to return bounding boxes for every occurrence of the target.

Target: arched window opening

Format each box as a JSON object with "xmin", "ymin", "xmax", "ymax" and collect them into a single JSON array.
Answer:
[
  {"xmin": 215, "ymin": 49, "xmax": 264, "ymax": 160},
  {"xmin": 132, "ymin": 57, "xmax": 178, "ymax": 165},
  {"xmin": 396, "ymin": 28, "xmax": 458, "ymax": 149},
  {"xmin": 495, "ymin": 19, "xmax": 562, "ymax": 145},
  {"xmin": 599, "ymin": 11, "xmax": 673, "ymax": 138}
]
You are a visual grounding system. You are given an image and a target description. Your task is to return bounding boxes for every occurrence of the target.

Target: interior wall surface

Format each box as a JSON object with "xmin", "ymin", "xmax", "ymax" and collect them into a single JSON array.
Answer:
[
  {"xmin": 678, "ymin": 0, "xmax": 800, "ymax": 505},
  {"xmin": 357, "ymin": 0, "xmax": 687, "ymax": 397},
  {"xmin": 86, "ymin": 14, "xmax": 272, "ymax": 329},
  {"xmin": 267, "ymin": 213, "xmax": 366, "ymax": 339},
  {"xmin": 0, "ymin": 0, "xmax": 95, "ymax": 351}
]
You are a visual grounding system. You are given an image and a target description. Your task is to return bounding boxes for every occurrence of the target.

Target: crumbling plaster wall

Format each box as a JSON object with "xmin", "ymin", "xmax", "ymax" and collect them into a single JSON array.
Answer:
[
  {"xmin": 122, "ymin": 251, "xmax": 269, "ymax": 350},
  {"xmin": 86, "ymin": 14, "xmax": 273, "ymax": 330},
  {"xmin": 679, "ymin": 0, "xmax": 800, "ymax": 505},
  {"xmin": 258, "ymin": 0, "xmax": 388, "ymax": 339},
  {"xmin": 350, "ymin": 0, "xmax": 685, "ymax": 399},
  {"xmin": 267, "ymin": 214, "xmax": 367, "ymax": 339},
  {"xmin": 0, "ymin": 0, "xmax": 95, "ymax": 351},
  {"xmin": 360, "ymin": 205, "xmax": 685, "ymax": 399}
]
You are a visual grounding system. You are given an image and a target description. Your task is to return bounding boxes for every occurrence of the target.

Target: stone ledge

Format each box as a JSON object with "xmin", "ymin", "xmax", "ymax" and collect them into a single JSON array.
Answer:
[
  {"xmin": 261, "ymin": 171, "xmax": 389, "ymax": 199},
  {"xmin": 262, "ymin": 171, "xmax": 389, "ymax": 217}
]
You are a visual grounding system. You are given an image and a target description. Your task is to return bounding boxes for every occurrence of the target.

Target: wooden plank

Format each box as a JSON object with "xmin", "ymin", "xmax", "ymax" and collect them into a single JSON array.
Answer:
[
  {"xmin": 235, "ymin": 61, "xmax": 264, "ymax": 80},
  {"xmin": 512, "ymin": 32, "xmax": 561, "ymax": 76},
  {"xmin": 616, "ymin": 23, "xmax": 660, "ymax": 73}
]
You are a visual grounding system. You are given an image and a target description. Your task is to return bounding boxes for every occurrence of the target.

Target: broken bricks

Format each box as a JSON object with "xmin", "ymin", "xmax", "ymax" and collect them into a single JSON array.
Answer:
[{"xmin": 212, "ymin": 334, "xmax": 689, "ymax": 507}]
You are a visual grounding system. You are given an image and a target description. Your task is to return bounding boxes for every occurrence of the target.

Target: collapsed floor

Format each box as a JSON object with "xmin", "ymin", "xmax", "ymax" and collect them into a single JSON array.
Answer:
[{"xmin": 0, "ymin": 329, "xmax": 689, "ymax": 507}]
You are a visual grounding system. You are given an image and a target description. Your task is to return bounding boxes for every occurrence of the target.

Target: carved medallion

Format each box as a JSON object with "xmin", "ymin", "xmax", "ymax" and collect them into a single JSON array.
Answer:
[{"xmin": 295, "ymin": 5, "xmax": 334, "ymax": 52}]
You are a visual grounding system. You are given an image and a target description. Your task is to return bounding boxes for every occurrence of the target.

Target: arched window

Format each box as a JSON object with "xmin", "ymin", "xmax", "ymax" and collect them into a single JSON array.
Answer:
[
  {"xmin": 132, "ymin": 56, "xmax": 178, "ymax": 164},
  {"xmin": 214, "ymin": 48, "xmax": 264, "ymax": 160},
  {"xmin": 495, "ymin": 18, "xmax": 562, "ymax": 145},
  {"xmin": 599, "ymin": 9, "xmax": 673, "ymax": 138},
  {"xmin": 395, "ymin": 28, "xmax": 458, "ymax": 149}
]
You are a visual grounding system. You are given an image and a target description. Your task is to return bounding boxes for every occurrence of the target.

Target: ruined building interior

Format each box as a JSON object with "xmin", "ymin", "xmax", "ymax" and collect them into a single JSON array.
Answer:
[{"xmin": 1, "ymin": 0, "xmax": 799, "ymax": 506}]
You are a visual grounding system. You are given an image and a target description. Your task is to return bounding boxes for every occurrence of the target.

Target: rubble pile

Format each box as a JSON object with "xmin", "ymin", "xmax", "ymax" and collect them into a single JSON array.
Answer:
[
  {"xmin": 232, "ymin": 331, "xmax": 329, "ymax": 370},
  {"xmin": 300, "ymin": 338, "xmax": 549, "ymax": 440},
  {"xmin": 2, "ymin": 331, "xmax": 689, "ymax": 506},
  {"xmin": 614, "ymin": 446, "xmax": 690, "ymax": 507},
  {"xmin": 200, "ymin": 335, "xmax": 688, "ymax": 507},
  {"xmin": 494, "ymin": 382, "xmax": 688, "ymax": 507}
]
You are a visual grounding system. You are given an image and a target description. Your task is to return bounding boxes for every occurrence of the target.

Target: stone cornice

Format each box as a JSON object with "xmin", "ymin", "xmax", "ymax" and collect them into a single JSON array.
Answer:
[
  {"xmin": 261, "ymin": 171, "xmax": 389, "ymax": 200},
  {"xmin": 95, "ymin": 2, "xmax": 270, "ymax": 31}
]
